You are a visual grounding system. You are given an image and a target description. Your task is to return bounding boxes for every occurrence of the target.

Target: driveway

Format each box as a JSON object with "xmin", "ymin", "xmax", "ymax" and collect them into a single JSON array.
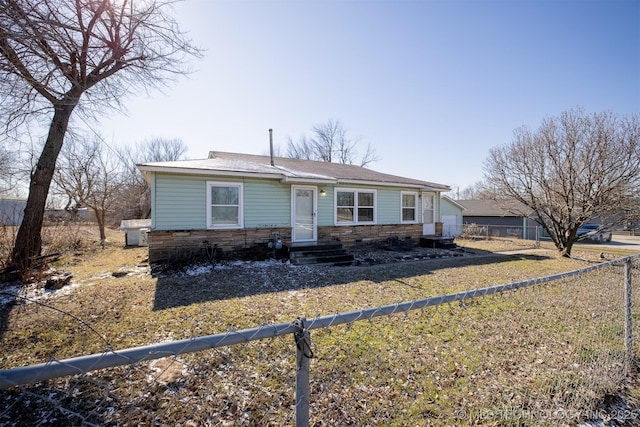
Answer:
[{"xmin": 575, "ymin": 234, "xmax": 640, "ymax": 252}]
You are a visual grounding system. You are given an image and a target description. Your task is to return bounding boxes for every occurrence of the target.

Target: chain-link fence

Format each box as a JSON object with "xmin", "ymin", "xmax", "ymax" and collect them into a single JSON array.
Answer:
[
  {"xmin": 459, "ymin": 223, "xmax": 540, "ymax": 241},
  {"xmin": 1, "ymin": 255, "xmax": 639, "ymax": 426}
]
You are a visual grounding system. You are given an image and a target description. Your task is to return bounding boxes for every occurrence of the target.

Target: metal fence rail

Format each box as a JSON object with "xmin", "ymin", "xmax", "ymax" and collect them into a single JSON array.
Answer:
[{"xmin": 1, "ymin": 255, "xmax": 639, "ymax": 426}]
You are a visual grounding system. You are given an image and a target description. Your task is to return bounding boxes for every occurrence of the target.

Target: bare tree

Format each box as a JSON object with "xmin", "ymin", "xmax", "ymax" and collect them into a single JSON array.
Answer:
[
  {"xmin": 287, "ymin": 119, "xmax": 380, "ymax": 167},
  {"xmin": 0, "ymin": 145, "xmax": 15, "ymax": 196},
  {"xmin": 484, "ymin": 108, "xmax": 640, "ymax": 256},
  {"xmin": 286, "ymin": 135, "xmax": 315, "ymax": 160},
  {"xmin": 453, "ymin": 181, "xmax": 495, "ymax": 200},
  {"xmin": 116, "ymin": 137, "xmax": 188, "ymax": 219},
  {"xmin": 0, "ymin": 0, "xmax": 201, "ymax": 270},
  {"xmin": 133, "ymin": 137, "xmax": 188, "ymax": 163},
  {"xmin": 54, "ymin": 136, "xmax": 125, "ymax": 241}
]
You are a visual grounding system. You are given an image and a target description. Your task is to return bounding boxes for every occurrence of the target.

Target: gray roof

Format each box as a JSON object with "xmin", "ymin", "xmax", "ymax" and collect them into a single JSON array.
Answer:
[
  {"xmin": 138, "ymin": 151, "xmax": 450, "ymax": 191},
  {"xmin": 457, "ymin": 199, "xmax": 532, "ymax": 217}
]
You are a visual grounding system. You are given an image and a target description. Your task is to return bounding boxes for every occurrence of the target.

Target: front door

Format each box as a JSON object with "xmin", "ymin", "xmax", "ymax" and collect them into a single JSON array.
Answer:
[
  {"xmin": 422, "ymin": 192, "xmax": 435, "ymax": 235},
  {"xmin": 292, "ymin": 186, "xmax": 317, "ymax": 243}
]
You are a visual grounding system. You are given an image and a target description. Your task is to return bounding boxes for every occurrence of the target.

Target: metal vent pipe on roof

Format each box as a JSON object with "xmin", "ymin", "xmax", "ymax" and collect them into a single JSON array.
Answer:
[{"xmin": 269, "ymin": 128, "xmax": 275, "ymax": 166}]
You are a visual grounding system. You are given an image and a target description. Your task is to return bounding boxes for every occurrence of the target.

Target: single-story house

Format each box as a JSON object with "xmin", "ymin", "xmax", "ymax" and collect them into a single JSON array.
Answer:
[
  {"xmin": 137, "ymin": 151, "xmax": 451, "ymax": 263},
  {"xmin": 440, "ymin": 196, "xmax": 465, "ymax": 237},
  {"xmin": 457, "ymin": 199, "xmax": 538, "ymax": 239},
  {"xmin": 0, "ymin": 198, "xmax": 26, "ymax": 226}
]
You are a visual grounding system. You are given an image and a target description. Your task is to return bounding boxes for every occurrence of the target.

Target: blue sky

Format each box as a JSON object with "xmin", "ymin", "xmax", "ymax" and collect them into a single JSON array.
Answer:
[{"xmin": 95, "ymin": 0, "xmax": 640, "ymax": 193}]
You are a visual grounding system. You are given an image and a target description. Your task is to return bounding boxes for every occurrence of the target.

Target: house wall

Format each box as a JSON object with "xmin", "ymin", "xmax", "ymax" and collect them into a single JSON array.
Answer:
[
  {"xmin": 440, "ymin": 198, "xmax": 464, "ymax": 236},
  {"xmin": 154, "ymin": 174, "xmax": 430, "ymax": 229},
  {"xmin": 153, "ymin": 174, "xmax": 292, "ymax": 230},
  {"xmin": 148, "ymin": 227, "xmax": 292, "ymax": 263},
  {"xmin": 148, "ymin": 173, "xmax": 439, "ymax": 263},
  {"xmin": 147, "ymin": 224, "xmax": 424, "ymax": 264},
  {"xmin": 316, "ymin": 186, "xmax": 430, "ymax": 225},
  {"xmin": 318, "ymin": 224, "xmax": 423, "ymax": 247}
]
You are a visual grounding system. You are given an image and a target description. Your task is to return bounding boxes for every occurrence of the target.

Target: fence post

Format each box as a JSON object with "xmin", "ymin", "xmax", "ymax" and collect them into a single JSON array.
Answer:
[
  {"xmin": 294, "ymin": 317, "xmax": 313, "ymax": 427},
  {"xmin": 624, "ymin": 259, "xmax": 633, "ymax": 375}
]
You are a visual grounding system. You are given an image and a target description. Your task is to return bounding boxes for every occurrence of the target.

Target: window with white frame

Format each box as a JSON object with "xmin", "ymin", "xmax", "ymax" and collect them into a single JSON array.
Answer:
[
  {"xmin": 401, "ymin": 191, "xmax": 418, "ymax": 223},
  {"xmin": 207, "ymin": 182, "xmax": 243, "ymax": 229},
  {"xmin": 336, "ymin": 189, "xmax": 376, "ymax": 224}
]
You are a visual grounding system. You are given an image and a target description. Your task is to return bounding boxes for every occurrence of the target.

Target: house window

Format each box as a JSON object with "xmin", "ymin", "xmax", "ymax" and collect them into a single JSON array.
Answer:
[
  {"xmin": 401, "ymin": 192, "xmax": 418, "ymax": 223},
  {"xmin": 207, "ymin": 182, "xmax": 243, "ymax": 229},
  {"xmin": 336, "ymin": 189, "xmax": 376, "ymax": 224}
]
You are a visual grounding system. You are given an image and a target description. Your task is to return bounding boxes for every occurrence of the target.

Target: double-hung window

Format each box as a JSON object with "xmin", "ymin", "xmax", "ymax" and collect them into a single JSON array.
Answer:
[
  {"xmin": 401, "ymin": 192, "xmax": 418, "ymax": 223},
  {"xmin": 336, "ymin": 188, "xmax": 376, "ymax": 224},
  {"xmin": 207, "ymin": 182, "xmax": 243, "ymax": 229}
]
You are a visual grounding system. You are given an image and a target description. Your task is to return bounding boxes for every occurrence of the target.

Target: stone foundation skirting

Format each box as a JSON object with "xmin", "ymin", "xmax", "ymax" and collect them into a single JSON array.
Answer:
[
  {"xmin": 147, "ymin": 228, "xmax": 291, "ymax": 264},
  {"xmin": 317, "ymin": 224, "xmax": 424, "ymax": 248},
  {"xmin": 148, "ymin": 224, "xmax": 424, "ymax": 264}
]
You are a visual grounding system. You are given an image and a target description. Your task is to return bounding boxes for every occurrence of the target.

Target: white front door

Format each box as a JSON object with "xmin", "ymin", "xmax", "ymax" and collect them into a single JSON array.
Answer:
[
  {"xmin": 422, "ymin": 192, "xmax": 435, "ymax": 235},
  {"xmin": 292, "ymin": 186, "xmax": 317, "ymax": 243}
]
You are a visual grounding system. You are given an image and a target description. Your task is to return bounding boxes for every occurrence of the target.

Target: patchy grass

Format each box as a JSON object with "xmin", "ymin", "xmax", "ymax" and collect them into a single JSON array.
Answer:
[
  {"xmin": 1, "ymin": 239, "xmax": 592, "ymax": 367},
  {"xmin": 0, "ymin": 226, "xmax": 639, "ymax": 425}
]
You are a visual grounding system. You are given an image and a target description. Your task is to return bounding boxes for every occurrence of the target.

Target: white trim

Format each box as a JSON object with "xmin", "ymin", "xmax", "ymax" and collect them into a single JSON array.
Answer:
[
  {"xmin": 139, "ymin": 165, "xmax": 283, "ymax": 180},
  {"xmin": 206, "ymin": 181, "xmax": 244, "ymax": 229},
  {"xmin": 400, "ymin": 191, "xmax": 419, "ymax": 224},
  {"xmin": 281, "ymin": 176, "xmax": 337, "ymax": 184},
  {"xmin": 422, "ymin": 191, "xmax": 436, "ymax": 235},
  {"xmin": 334, "ymin": 187, "xmax": 377, "ymax": 225},
  {"xmin": 291, "ymin": 185, "xmax": 317, "ymax": 243},
  {"xmin": 337, "ymin": 179, "xmax": 449, "ymax": 191},
  {"xmin": 138, "ymin": 165, "xmax": 449, "ymax": 191}
]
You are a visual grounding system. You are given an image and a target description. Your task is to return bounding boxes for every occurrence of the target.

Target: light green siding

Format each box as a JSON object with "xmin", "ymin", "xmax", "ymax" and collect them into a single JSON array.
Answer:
[
  {"xmin": 152, "ymin": 172, "xmax": 443, "ymax": 231},
  {"xmin": 154, "ymin": 174, "xmax": 208, "ymax": 230},
  {"xmin": 376, "ymin": 188, "xmax": 401, "ymax": 224},
  {"xmin": 317, "ymin": 187, "xmax": 334, "ymax": 226},
  {"xmin": 244, "ymin": 179, "xmax": 290, "ymax": 228},
  {"xmin": 315, "ymin": 185, "xmax": 434, "ymax": 226},
  {"xmin": 153, "ymin": 174, "xmax": 290, "ymax": 231},
  {"xmin": 440, "ymin": 197, "xmax": 464, "ymax": 220}
]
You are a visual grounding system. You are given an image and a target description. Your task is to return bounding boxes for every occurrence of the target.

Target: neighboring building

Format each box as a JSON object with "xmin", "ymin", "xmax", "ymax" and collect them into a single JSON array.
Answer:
[
  {"xmin": 0, "ymin": 198, "xmax": 26, "ymax": 226},
  {"xmin": 457, "ymin": 199, "xmax": 537, "ymax": 240},
  {"xmin": 138, "ymin": 151, "xmax": 451, "ymax": 263},
  {"xmin": 440, "ymin": 196, "xmax": 465, "ymax": 237},
  {"xmin": 45, "ymin": 207, "xmax": 92, "ymax": 222}
]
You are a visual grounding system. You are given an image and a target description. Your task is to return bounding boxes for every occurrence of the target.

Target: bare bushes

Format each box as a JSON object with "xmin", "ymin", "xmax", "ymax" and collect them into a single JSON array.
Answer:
[
  {"xmin": 41, "ymin": 222, "xmax": 89, "ymax": 253},
  {"xmin": 0, "ymin": 225, "xmax": 18, "ymax": 274},
  {"xmin": 1, "ymin": 223, "xmax": 100, "ymax": 282},
  {"xmin": 461, "ymin": 223, "xmax": 488, "ymax": 239}
]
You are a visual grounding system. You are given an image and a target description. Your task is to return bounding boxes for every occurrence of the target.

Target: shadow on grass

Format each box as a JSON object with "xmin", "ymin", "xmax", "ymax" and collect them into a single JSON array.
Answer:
[
  {"xmin": 0, "ymin": 300, "xmax": 12, "ymax": 342},
  {"xmin": 152, "ymin": 249, "xmax": 552, "ymax": 311}
]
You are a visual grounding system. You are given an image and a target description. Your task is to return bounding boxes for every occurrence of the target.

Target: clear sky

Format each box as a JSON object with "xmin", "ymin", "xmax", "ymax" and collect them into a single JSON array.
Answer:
[{"xmin": 93, "ymin": 0, "xmax": 640, "ymax": 193}]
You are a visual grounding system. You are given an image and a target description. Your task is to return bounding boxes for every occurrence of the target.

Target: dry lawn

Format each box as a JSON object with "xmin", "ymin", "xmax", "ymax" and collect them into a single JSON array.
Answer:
[
  {"xmin": 1, "ymin": 225, "xmax": 639, "ymax": 426},
  {"xmin": 0, "ymin": 229, "xmax": 603, "ymax": 367}
]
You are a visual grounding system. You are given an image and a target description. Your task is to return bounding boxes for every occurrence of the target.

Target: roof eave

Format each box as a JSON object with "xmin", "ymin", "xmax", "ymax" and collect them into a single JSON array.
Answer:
[
  {"xmin": 280, "ymin": 176, "xmax": 338, "ymax": 184},
  {"xmin": 337, "ymin": 179, "xmax": 449, "ymax": 191},
  {"xmin": 137, "ymin": 165, "xmax": 284, "ymax": 180}
]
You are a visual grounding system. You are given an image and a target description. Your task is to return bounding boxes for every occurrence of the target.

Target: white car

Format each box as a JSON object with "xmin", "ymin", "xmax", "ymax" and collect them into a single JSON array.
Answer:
[{"xmin": 577, "ymin": 224, "xmax": 612, "ymax": 243}]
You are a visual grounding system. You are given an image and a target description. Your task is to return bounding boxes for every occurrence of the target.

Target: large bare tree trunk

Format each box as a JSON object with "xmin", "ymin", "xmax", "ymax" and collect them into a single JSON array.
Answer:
[{"xmin": 11, "ymin": 105, "xmax": 74, "ymax": 271}]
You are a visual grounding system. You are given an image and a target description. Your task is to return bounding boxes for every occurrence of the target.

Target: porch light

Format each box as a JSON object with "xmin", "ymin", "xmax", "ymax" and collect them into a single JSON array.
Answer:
[{"xmin": 320, "ymin": 189, "xmax": 326, "ymax": 196}]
